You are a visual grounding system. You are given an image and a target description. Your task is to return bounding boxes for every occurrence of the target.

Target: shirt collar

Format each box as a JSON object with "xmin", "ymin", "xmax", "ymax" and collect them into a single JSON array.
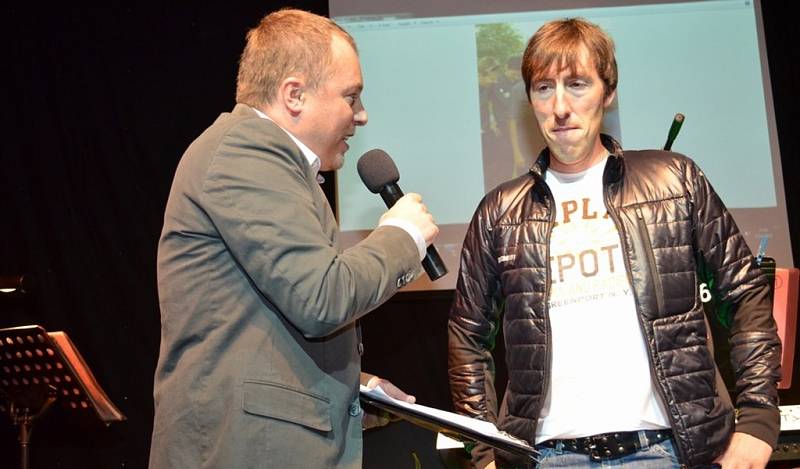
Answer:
[{"xmin": 250, "ymin": 106, "xmax": 324, "ymax": 182}]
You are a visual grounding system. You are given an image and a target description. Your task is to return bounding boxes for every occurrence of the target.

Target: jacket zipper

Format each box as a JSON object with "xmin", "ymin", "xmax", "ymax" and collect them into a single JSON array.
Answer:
[
  {"xmin": 531, "ymin": 178, "xmax": 556, "ymax": 441},
  {"xmin": 603, "ymin": 172, "xmax": 687, "ymax": 465}
]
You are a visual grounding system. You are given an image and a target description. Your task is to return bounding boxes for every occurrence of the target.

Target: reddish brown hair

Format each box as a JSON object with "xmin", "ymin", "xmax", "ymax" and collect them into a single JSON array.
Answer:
[
  {"xmin": 236, "ymin": 8, "xmax": 356, "ymax": 108},
  {"xmin": 521, "ymin": 18, "xmax": 617, "ymax": 100}
]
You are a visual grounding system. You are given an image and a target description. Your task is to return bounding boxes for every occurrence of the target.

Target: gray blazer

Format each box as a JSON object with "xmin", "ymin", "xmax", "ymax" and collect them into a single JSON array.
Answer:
[{"xmin": 149, "ymin": 104, "xmax": 420, "ymax": 468}]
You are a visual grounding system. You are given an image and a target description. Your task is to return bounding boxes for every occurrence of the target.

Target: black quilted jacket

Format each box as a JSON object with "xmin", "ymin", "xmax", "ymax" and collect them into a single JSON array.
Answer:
[{"xmin": 448, "ymin": 136, "xmax": 781, "ymax": 468}]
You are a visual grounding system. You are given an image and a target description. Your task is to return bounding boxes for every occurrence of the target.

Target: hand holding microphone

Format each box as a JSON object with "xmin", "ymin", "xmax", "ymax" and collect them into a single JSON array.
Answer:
[
  {"xmin": 357, "ymin": 149, "xmax": 447, "ymax": 281},
  {"xmin": 380, "ymin": 193, "xmax": 439, "ymax": 246}
]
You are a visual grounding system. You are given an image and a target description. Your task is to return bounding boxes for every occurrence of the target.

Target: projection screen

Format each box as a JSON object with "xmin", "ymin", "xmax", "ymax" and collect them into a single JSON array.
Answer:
[{"xmin": 330, "ymin": 0, "xmax": 793, "ymax": 291}]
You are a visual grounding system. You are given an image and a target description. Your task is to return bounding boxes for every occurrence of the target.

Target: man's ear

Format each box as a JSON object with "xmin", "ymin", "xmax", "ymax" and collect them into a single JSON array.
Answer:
[
  {"xmin": 278, "ymin": 76, "xmax": 306, "ymax": 116},
  {"xmin": 604, "ymin": 88, "xmax": 617, "ymax": 108}
]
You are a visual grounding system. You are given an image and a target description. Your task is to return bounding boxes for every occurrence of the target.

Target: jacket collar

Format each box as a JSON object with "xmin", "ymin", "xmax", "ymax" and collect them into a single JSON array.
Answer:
[
  {"xmin": 231, "ymin": 103, "xmax": 324, "ymax": 181},
  {"xmin": 530, "ymin": 133, "xmax": 624, "ymax": 183},
  {"xmin": 232, "ymin": 102, "xmax": 258, "ymax": 118}
]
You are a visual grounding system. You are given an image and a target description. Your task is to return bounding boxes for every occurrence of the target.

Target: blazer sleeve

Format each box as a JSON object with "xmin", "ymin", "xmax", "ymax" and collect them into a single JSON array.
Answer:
[{"xmin": 200, "ymin": 118, "xmax": 420, "ymax": 338}]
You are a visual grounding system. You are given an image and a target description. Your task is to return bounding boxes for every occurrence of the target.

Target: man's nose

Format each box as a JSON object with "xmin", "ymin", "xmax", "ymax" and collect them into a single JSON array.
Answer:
[
  {"xmin": 354, "ymin": 99, "xmax": 368, "ymax": 126},
  {"xmin": 553, "ymin": 87, "xmax": 570, "ymax": 119},
  {"xmin": 354, "ymin": 109, "xmax": 368, "ymax": 126}
]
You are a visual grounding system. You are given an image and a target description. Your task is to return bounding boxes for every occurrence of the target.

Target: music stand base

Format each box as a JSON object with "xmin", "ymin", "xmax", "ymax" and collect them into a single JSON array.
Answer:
[{"xmin": 10, "ymin": 398, "xmax": 56, "ymax": 469}]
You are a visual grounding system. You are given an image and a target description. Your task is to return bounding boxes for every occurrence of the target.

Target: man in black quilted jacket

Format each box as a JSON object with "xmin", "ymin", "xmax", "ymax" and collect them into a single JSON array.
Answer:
[{"xmin": 448, "ymin": 17, "xmax": 781, "ymax": 469}]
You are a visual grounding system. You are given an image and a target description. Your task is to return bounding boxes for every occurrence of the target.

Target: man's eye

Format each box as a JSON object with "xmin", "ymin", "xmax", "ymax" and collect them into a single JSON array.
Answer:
[
  {"xmin": 569, "ymin": 80, "xmax": 588, "ymax": 89},
  {"xmin": 534, "ymin": 84, "xmax": 552, "ymax": 93},
  {"xmin": 345, "ymin": 95, "xmax": 357, "ymax": 106}
]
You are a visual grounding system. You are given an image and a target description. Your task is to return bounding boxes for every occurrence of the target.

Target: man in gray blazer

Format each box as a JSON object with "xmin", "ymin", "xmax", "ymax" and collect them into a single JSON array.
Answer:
[{"xmin": 149, "ymin": 8, "xmax": 439, "ymax": 468}]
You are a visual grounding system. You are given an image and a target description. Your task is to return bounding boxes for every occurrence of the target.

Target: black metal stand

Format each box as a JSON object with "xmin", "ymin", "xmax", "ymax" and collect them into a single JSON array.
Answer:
[
  {"xmin": 9, "ymin": 397, "xmax": 56, "ymax": 469},
  {"xmin": 0, "ymin": 325, "xmax": 126, "ymax": 469}
]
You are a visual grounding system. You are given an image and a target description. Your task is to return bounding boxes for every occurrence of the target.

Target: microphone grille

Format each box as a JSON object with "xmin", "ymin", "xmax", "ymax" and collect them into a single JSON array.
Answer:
[{"xmin": 357, "ymin": 149, "xmax": 399, "ymax": 193}]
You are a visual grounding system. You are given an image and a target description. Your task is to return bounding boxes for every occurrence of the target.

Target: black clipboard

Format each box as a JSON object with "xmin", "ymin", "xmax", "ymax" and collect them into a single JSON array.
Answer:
[{"xmin": 360, "ymin": 387, "xmax": 537, "ymax": 461}]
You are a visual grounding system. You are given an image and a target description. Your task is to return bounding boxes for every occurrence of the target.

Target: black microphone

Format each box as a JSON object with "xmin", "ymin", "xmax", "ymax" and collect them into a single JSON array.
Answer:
[{"xmin": 357, "ymin": 149, "xmax": 448, "ymax": 281}]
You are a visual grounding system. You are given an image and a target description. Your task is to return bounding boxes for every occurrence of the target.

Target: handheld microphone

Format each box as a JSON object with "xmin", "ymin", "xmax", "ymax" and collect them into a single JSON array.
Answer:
[
  {"xmin": 663, "ymin": 113, "xmax": 685, "ymax": 151},
  {"xmin": 357, "ymin": 149, "xmax": 448, "ymax": 281}
]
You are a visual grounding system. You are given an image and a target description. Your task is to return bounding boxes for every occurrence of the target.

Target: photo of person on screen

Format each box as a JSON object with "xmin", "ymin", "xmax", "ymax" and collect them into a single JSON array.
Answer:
[
  {"xmin": 502, "ymin": 55, "xmax": 541, "ymax": 180},
  {"xmin": 475, "ymin": 24, "xmax": 528, "ymax": 193},
  {"xmin": 450, "ymin": 17, "xmax": 781, "ymax": 469}
]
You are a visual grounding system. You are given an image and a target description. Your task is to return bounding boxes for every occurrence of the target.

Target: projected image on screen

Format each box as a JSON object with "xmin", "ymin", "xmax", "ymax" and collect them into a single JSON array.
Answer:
[
  {"xmin": 332, "ymin": 0, "xmax": 793, "ymax": 291},
  {"xmin": 475, "ymin": 24, "xmax": 536, "ymax": 192}
]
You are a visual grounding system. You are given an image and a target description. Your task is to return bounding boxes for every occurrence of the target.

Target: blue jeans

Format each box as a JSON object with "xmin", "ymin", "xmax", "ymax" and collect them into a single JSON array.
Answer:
[{"xmin": 534, "ymin": 433, "xmax": 681, "ymax": 468}]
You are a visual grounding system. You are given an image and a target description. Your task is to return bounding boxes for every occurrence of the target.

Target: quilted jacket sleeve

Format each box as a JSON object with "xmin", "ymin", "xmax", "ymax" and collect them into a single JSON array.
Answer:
[
  {"xmin": 448, "ymin": 196, "xmax": 504, "ymax": 466},
  {"xmin": 688, "ymin": 159, "xmax": 782, "ymax": 448}
]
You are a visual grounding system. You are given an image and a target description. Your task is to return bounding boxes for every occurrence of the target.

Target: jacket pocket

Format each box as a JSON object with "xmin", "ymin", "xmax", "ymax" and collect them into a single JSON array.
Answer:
[
  {"xmin": 242, "ymin": 379, "xmax": 332, "ymax": 432},
  {"xmin": 636, "ymin": 206, "xmax": 665, "ymax": 315}
]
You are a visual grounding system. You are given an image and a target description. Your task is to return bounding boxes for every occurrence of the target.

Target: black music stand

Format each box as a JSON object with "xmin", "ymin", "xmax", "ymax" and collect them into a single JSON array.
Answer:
[{"xmin": 0, "ymin": 325, "xmax": 126, "ymax": 469}]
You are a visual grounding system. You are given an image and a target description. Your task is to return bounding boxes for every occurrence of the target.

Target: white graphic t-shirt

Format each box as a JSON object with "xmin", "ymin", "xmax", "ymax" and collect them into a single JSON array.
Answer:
[{"xmin": 535, "ymin": 157, "xmax": 670, "ymax": 444}]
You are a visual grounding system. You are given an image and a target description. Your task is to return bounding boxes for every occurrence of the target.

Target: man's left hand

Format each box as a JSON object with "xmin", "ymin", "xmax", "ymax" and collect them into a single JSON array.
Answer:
[
  {"xmin": 361, "ymin": 375, "xmax": 415, "ymax": 430},
  {"xmin": 713, "ymin": 432, "xmax": 773, "ymax": 469}
]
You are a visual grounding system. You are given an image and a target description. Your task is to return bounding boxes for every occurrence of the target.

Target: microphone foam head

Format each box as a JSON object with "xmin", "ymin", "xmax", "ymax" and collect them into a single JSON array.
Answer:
[{"xmin": 357, "ymin": 149, "xmax": 399, "ymax": 193}]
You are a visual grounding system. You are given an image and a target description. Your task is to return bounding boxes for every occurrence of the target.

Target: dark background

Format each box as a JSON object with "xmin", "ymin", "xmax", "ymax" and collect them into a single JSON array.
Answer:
[{"xmin": 1, "ymin": 2, "xmax": 798, "ymax": 468}]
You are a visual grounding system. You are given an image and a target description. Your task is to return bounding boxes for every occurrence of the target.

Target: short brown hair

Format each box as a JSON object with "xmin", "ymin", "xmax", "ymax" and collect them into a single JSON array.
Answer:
[
  {"xmin": 521, "ymin": 18, "xmax": 617, "ymax": 100},
  {"xmin": 235, "ymin": 8, "xmax": 357, "ymax": 108}
]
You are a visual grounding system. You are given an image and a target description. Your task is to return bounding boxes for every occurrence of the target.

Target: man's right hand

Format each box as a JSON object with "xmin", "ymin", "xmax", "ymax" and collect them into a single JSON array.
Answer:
[{"xmin": 380, "ymin": 193, "xmax": 439, "ymax": 246}]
